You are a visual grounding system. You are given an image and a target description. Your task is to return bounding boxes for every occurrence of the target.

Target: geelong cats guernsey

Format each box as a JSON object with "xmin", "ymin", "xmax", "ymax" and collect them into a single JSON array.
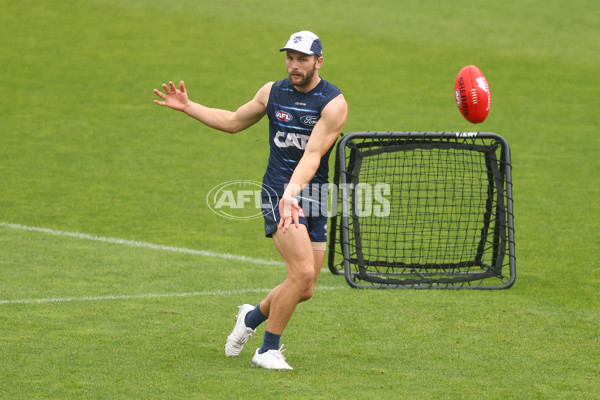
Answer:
[{"xmin": 263, "ymin": 77, "xmax": 342, "ymax": 195}]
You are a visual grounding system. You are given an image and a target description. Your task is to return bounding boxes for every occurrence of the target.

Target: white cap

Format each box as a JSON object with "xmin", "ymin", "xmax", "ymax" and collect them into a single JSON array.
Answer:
[{"xmin": 279, "ymin": 31, "xmax": 323, "ymax": 57}]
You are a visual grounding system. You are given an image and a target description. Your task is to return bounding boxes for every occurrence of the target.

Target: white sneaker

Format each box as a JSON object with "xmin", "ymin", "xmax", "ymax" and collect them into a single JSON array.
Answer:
[
  {"xmin": 225, "ymin": 304, "xmax": 256, "ymax": 357},
  {"xmin": 251, "ymin": 345, "xmax": 293, "ymax": 370}
]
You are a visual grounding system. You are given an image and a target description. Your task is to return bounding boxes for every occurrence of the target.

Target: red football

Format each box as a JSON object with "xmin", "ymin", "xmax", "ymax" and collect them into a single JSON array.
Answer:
[{"xmin": 454, "ymin": 65, "xmax": 491, "ymax": 123}]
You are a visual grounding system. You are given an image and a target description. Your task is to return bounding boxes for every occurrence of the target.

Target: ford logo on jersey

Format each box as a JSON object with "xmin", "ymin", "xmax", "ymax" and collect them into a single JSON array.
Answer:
[
  {"xmin": 275, "ymin": 111, "xmax": 293, "ymax": 122},
  {"xmin": 300, "ymin": 115, "xmax": 318, "ymax": 126}
]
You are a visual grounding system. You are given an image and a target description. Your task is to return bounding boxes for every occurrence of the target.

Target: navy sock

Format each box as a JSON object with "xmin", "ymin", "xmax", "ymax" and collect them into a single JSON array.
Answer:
[
  {"xmin": 258, "ymin": 330, "xmax": 281, "ymax": 354},
  {"xmin": 244, "ymin": 304, "xmax": 268, "ymax": 330}
]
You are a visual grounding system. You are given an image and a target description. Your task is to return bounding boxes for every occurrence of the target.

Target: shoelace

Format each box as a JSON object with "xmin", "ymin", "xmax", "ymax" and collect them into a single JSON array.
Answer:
[
  {"xmin": 275, "ymin": 344, "xmax": 287, "ymax": 360},
  {"xmin": 239, "ymin": 328, "xmax": 254, "ymax": 344}
]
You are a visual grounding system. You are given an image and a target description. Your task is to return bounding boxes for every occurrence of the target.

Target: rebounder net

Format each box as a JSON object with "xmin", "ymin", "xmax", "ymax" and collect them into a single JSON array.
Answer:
[{"xmin": 327, "ymin": 132, "xmax": 515, "ymax": 289}]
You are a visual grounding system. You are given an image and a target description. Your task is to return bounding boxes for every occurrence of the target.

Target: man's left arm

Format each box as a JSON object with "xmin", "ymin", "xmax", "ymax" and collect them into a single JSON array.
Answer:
[{"xmin": 278, "ymin": 94, "xmax": 348, "ymax": 232}]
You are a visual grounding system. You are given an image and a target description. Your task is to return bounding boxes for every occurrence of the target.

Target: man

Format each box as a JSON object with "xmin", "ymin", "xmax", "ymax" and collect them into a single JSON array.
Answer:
[{"xmin": 153, "ymin": 31, "xmax": 347, "ymax": 370}]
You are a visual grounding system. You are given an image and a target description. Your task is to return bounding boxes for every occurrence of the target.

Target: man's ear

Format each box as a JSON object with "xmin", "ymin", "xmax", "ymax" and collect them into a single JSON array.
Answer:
[{"xmin": 316, "ymin": 56, "xmax": 324, "ymax": 69}]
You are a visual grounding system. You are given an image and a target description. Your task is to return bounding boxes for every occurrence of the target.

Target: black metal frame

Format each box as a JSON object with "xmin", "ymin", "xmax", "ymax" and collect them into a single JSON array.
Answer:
[{"xmin": 327, "ymin": 131, "xmax": 516, "ymax": 289}]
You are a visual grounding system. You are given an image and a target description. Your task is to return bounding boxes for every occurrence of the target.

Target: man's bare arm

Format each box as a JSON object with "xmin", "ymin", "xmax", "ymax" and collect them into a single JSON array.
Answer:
[{"xmin": 154, "ymin": 81, "xmax": 273, "ymax": 133}]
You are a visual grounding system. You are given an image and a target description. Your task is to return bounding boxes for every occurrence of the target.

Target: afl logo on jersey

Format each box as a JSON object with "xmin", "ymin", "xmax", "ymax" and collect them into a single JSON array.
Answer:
[{"xmin": 275, "ymin": 110, "xmax": 293, "ymax": 122}]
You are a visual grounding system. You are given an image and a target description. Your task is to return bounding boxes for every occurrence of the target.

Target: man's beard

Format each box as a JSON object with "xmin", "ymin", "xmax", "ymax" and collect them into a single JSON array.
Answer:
[{"xmin": 289, "ymin": 66, "xmax": 316, "ymax": 89}]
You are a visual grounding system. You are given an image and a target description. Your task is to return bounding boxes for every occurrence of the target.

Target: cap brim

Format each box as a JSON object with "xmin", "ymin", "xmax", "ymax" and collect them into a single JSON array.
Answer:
[{"xmin": 279, "ymin": 46, "xmax": 315, "ymax": 55}]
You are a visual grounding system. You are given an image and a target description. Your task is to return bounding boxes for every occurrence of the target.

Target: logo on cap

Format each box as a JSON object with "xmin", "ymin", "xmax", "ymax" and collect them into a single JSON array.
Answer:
[{"xmin": 293, "ymin": 36, "xmax": 302, "ymax": 44}]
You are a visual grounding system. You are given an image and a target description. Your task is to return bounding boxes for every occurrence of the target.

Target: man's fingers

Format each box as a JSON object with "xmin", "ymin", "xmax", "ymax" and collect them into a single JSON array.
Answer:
[
  {"xmin": 277, "ymin": 195, "xmax": 300, "ymax": 233},
  {"xmin": 158, "ymin": 81, "xmax": 183, "ymax": 96},
  {"xmin": 153, "ymin": 88, "xmax": 166, "ymax": 99},
  {"xmin": 278, "ymin": 207, "xmax": 299, "ymax": 233},
  {"xmin": 277, "ymin": 217, "xmax": 289, "ymax": 233},
  {"xmin": 278, "ymin": 213, "xmax": 290, "ymax": 233},
  {"xmin": 283, "ymin": 217, "xmax": 292, "ymax": 232}
]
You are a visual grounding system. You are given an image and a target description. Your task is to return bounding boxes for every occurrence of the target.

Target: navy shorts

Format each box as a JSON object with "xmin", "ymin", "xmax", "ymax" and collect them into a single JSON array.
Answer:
[{"xmin": 261, "ymin": 186, "xmax": 328, "ymax": 243}]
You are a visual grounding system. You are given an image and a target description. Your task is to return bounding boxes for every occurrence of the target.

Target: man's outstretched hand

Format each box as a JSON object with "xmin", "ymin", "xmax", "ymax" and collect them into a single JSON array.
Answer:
[{"xmin": 153, "ymin": 81, "xmax": 189, "ymax": 111}]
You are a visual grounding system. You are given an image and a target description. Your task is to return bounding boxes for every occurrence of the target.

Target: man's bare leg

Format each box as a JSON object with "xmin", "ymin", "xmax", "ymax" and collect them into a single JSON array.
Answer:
[
  {"xmin": 259, "ymin": 238, "xmax": 325, "ymax": 321},
  {"xmin": 262, "ymin": 224, "xmax": 314, "ymax": 335},
  {"xmin": 231, "ymin": 225, "xmax": 325, "ymax": 365}
]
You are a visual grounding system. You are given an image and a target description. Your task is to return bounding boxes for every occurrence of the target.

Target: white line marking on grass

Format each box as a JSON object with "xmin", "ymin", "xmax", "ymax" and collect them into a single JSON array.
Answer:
[
  {"xmin": 0, "ymin": 286, "xmax": 346, "ymax": 305},
  {"xmin": 0, "ymin": 222, "xmax": 347, "ymax": 305},
  {"xmin": 0, "ymin": 222, "xmax": 284, "ymax": 266}
]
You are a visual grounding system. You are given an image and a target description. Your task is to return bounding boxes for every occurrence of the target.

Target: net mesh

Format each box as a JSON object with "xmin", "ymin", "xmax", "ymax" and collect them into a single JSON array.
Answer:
[{"xmin": 328, "ymin": 132, "xmax": 515, "ymax": 289}]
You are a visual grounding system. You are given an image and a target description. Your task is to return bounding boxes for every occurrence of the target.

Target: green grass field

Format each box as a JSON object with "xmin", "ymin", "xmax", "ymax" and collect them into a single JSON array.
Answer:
[{"xmin": 1, "ymin": 0, "xmax": 598, "ymax": 398}]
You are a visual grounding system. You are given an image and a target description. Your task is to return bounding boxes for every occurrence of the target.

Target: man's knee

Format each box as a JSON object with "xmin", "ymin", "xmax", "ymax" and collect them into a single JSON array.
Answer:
[
  {"xmin": 299, "ymin": 285, "xmax": 315, "ymax": 302},
  {"xmin": 295, "ymin": 265, "xmax": 318, "ymax": 302},
  {"xmin": 290, "ymin": 264, "xmax": 315, "ymax": 288}
]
